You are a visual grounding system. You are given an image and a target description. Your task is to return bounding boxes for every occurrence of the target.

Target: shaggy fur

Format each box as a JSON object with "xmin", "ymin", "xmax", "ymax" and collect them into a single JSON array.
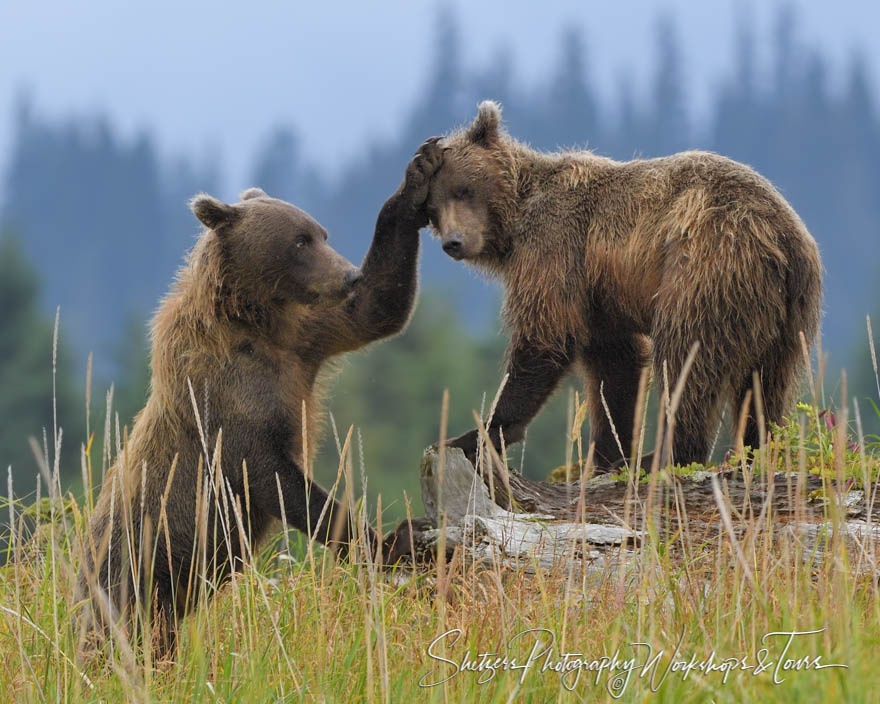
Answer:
[
  {"xmin": 429, "ymin": 101, "xmax": 822, "ymax": 469},
  {"xmin": 75, "ymin": 141, "xmax": 443, "ymax": 651}
]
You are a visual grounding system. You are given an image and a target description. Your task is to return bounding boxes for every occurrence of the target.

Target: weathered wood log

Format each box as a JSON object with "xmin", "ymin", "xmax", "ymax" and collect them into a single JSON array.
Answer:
[{"xmin": 403, "ymin": 446, "xmax": 880, "ymax": 571}]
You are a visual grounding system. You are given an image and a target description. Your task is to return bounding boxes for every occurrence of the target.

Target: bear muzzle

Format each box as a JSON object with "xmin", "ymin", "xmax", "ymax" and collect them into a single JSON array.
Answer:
[
  {"xmin": 343, "ymin": 267, "xmax": 363, "ymax": 293},
  {"xmin": 441, "ymin": 234, "xmax": 465, "ymax": 260}
]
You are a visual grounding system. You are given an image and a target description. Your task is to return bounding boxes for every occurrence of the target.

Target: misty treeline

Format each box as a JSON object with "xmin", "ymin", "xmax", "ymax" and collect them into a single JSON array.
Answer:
[{"xmin": 2, "ymin": 7, "xmax": 880, "ymax": 510}]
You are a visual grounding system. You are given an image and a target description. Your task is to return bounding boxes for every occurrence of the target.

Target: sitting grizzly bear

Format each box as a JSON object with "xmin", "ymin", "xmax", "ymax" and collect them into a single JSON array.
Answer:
[
  {"xmin": 427, "ymin": 101, "xmax": 821, "ymax": 469},
  {"xmin": 76, "ymin": 139, "xmax": 443, "ymax": 650}
]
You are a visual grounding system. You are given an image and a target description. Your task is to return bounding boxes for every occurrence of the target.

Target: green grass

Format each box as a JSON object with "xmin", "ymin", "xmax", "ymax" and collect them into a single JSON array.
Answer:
[
  {"xmin": 3, "ymin": 361, "xmax": 880, "ymax": 702},
  {"xmin": 1, "ymin": 475, "xmax": 878, "ymax": 703}
]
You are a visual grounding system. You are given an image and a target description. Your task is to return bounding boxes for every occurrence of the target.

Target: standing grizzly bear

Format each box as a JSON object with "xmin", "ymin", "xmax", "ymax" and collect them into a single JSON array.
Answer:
[
  {"xmin": 426, "ymin": 101, "xmax": 821, "ymax": 469},
  {"xmin": 76, "ymin": 139, "xmax": 443, "ymax": 649}
]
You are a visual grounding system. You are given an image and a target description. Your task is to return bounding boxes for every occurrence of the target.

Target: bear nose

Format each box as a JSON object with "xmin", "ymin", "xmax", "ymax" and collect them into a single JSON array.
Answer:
[
  {"xmin": 343, "ymin": 268, "xmax": 363, "ymax": 291},
  {"xmin": 442, "ymin": 236, "xmax": 464, "ymax": 259}
]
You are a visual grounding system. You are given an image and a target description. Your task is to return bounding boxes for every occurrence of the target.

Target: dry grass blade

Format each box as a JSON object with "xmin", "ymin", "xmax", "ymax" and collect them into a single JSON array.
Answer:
[
  {"xmin": 710, "ymin": 475, "xmax": 756, "ymax": 588},
  {"xmin": 868, "ymin": 315, "xmax": 880, "ymax": 402}
]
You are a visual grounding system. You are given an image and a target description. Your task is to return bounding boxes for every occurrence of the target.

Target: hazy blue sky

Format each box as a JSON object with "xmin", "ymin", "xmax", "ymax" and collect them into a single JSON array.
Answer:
[{"xmin": 1, "ymin": 1, "xmax": 879, "ymax": 195}]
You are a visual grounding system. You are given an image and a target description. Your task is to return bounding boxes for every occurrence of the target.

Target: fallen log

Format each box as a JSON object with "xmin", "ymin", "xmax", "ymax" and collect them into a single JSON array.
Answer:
[{"xmin": 401, "ymin": 446, "xmax": 880, "ymax": 572}]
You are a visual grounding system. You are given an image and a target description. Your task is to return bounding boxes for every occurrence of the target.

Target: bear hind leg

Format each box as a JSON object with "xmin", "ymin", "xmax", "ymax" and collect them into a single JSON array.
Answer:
[
  {"xmin": 652, "ymin": 340, "xmax": 726, "ymax": 467},
  {"xmin": 734, "ymin": 337, "xmax": 802, "ymax": 452}
]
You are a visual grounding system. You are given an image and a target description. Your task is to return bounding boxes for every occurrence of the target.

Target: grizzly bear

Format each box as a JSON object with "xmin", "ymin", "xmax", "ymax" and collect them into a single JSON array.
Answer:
[
  {"xmin": 75, "ymin": 139, "xmax": 443, "ymax": 650},
  {"xmin": 426, "ymin": 101, "xmax": 821, "ymax": 470}
]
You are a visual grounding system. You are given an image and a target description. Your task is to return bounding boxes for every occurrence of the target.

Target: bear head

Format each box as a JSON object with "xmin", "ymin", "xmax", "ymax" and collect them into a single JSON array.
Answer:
[
  {"xmin": 189, "ymin": 188, "xmax": 361, "ymax": 311},
  {"xmin": 427, "ymin": 100, "xmax": 515, "ymax": 265}
]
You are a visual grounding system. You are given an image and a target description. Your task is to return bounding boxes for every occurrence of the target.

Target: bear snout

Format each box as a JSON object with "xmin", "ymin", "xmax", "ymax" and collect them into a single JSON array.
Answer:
[
  {"xmin": 441, "ymin": 234, "xmax": 465, "ymax": 260},
  {"xmin": 343, "ymin": 267, "xmax": 363, "ymax": 292}
]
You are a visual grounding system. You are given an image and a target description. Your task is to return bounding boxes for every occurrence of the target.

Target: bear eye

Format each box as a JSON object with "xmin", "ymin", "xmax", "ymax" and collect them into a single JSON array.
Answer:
[
  {"xmin": 453, "ymin": 186, "xmax": 474, "ymax": 201},
  {"xmin": 295, "ymin": 234, "xmax": 310, "ymax": 249}
]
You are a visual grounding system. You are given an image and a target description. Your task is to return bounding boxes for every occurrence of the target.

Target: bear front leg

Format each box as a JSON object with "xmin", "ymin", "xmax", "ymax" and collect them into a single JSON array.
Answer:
[
  {"xmin": 581, "ymin": 333, "xmax": 651, "ymax": 470},
  {"xmin": 317, "ymin": 137, "xmax": 444, "ymax": 356},
  {"xmin": 256, "ymin": 452, "xmax": 379, "ymax": 561},
  {"xmin": 447, "ymin": 337, "xmax": 574, "ymax": 466},
  {"xmin": 353, "ymin": 136, "xmax": 444, "ymax": 332},
  {"xmin": 381, "ymin": 517, "xmax": 436, "ymax": 564},
  {"xmin": 393, "ymin": 135, "xmax": 444, "ymax": 225}
]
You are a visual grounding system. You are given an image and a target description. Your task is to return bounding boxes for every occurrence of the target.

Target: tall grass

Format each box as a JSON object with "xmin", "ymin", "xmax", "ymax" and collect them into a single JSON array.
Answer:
[{"xmin": 2, "ymin": 323, "xmax": 880, "ymax": 701}]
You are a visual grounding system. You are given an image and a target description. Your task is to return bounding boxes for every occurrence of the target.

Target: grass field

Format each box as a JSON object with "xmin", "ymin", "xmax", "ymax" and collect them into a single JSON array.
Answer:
[{"xmin": 3, "ymin": 348, "xmax": 880, "ymax": 702}]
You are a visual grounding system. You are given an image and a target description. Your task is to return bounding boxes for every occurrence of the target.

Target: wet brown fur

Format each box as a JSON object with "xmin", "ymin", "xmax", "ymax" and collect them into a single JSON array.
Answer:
[{"xmin": 432, "ymin": 101, "xmax": 822, "ymax": 469}]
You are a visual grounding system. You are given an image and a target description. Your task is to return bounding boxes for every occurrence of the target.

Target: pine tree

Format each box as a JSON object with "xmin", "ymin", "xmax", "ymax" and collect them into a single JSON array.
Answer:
[
  {"xmin": 544, "ymin": 27, "xmax": 599, "ymax": 151},
  {"xmin": 650, "ymin": 15, "xmax": 689, "ymax": 155},
  {"xmin": 0, "ymin": 233, "xmax": 84, "ymax": 496},
  {"xmin": 250, "ymin": 127, "xmax": 321, "ymax": 209},
  {"xmin": 2, "ymin": 99, "xmax": 166, "ymax": 374}
]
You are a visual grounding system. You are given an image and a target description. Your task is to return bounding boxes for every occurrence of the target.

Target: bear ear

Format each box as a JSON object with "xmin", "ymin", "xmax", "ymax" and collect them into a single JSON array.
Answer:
[
  {"xmin": 239, "ymin": 187, "xmax": 268, "ymax": 201},
  {"xmin": 189, "ymin": 194, "xmax": 239, "ymax": 230},
  {"xmin": 465, "ymin": 100, "xmax": 502, "ymax": 147}
]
